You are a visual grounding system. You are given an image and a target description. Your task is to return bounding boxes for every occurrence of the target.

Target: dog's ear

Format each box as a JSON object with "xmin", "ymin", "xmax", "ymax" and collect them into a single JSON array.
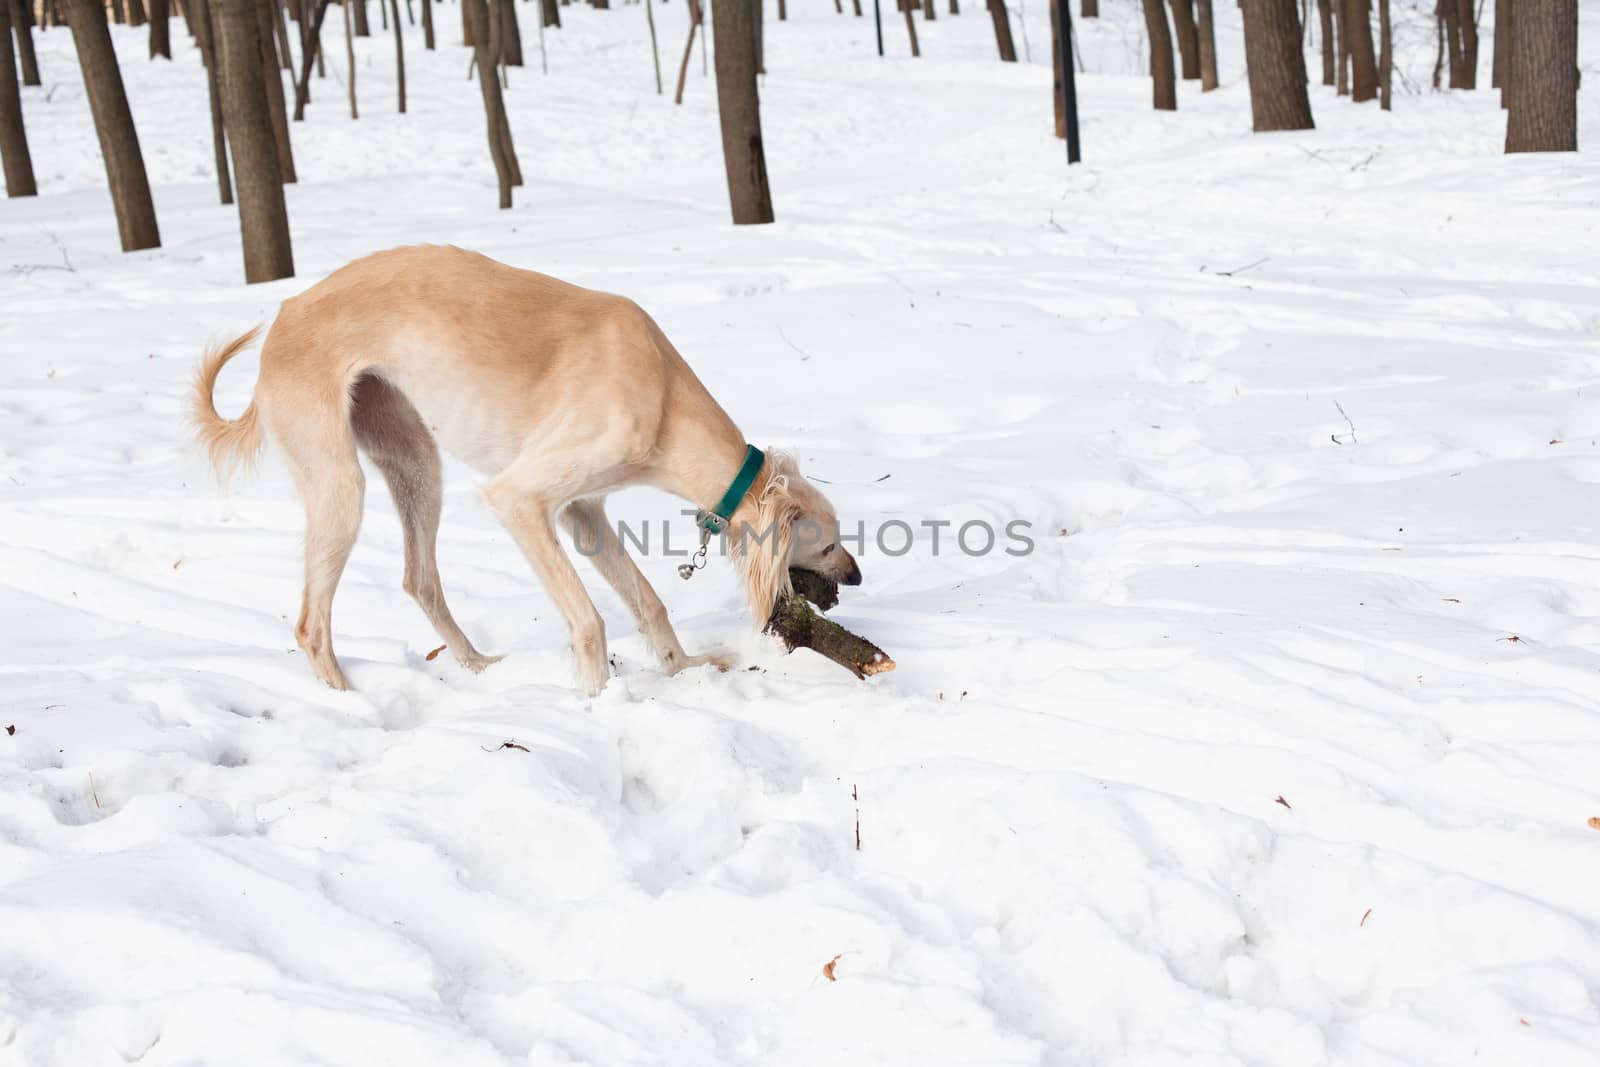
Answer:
[{"xmin": 732, "ymin": 454, "xmax": 800, "ymax": 625}]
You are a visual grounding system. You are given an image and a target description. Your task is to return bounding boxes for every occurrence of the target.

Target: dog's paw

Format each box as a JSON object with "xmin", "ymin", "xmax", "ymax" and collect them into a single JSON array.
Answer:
[
  {"xmin": 683, "ymin": 649, "xmax": 735, "ymax": 673},
  {"xmin": 460, "ymin": 651, "xmax": 504, "ymax": 674}
]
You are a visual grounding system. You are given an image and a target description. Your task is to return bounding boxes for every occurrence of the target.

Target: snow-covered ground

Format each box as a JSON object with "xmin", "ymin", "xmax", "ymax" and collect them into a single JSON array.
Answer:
[{"xmin": 4, "ymin": 2, "xmax": 1600, "ymax": 1064}]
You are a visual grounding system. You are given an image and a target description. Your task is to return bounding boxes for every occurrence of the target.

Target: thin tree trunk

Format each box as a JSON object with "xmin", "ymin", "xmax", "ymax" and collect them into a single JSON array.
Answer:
[
  {"xmin": 272, "ymin": 0, "xmax": 293, "ymax": 66},
  {"xmin": 194, "ymin": 0, "xmax": 231, "ymax": 203},
  {"xmin": 499, "ymin": 0, "xmax": 521, "ymax": 64},
  {"xmin": 1491, "ymin": 0, "xmax": 1506, "ymax": 88},
  {"xmin": 342, "ymin": 0, "xmax": 355, "ymax": 116},
  {"xmin": 1505, "ymin": 0, "xmax": 1576, "ymax": 151},
  {"xmin": 1169, "ymin": 0, "xmax": 1199, "ymax": 79},
  {"xmin": 1049, "ymin": 0, "xmax": 1062, "ymax": 131},
  {"xmin": 901, "ymin": 0, "xmax": 919, "ymax": 56},
  {"xmin": 1377, "ymin": 0, "xmax": 1390, "ymax": 108},
  {"xmin": 421, "ymin": 0, "xmax": 432, "ymax": 45},
  {"xmin": 465, "ymin": 0, "xmax": 516, "ymax": 206},
  {"xmin": 1196, "ymin": 0, "xmax": 1216, "ymax": 89},
  {"xmin": 646, "ymin": 0, "xmax": 661, "ymax": 92},
  {"xmin": 542, "ymin": 0, "xmax": 558, "ymax": 26},
  {"xmin": 1315, "ymin": 0, "xmax": 1332, "ymax": 83},
  {"xmin": 10, "ymin": 0, "xmax": 40, "ymax": 84},
  {"xmin": 1082, "ymin": 0, "xmax": 1097, "ymax": 13},
  {"xmin": 128, "ymin": 0, "xmax": 147, "ymax": 25},
  {"xmin": 852, "ymin": 0, "xmax": 862, "ymax": 13},
  {"xmin": 710, "ymin": 0, "xmax": 773, "ymax": 223},
  {"xmin": 389, "ymin": 0, "xmax": 403, "ymax": 109},
  {"xmin": 1333, "ymin": 0, "xmax": 1347, "ymax": 93},
  {"xmin": 1496, "ymin": 0, "xmax": 1510, "ymax": 105},
  {"xmin": 489, "ymin": 0, "xmax": 519, "ymax": 179},
  {"xmin": 64, "ymin": 0, "xmax": 161, "ymax": 250},
  {"xmin": 110, "ymin": 0, "xmax": 124, "ymax": 23},
  {"xmin": 215, "ymin": 0, "xmax": 293, "ymax": 280},
  {"xmin": 673, "ymin": 0, "xmax": 699, "ymax": 102},
  {"xmin": 1440, "ymin": 0, "xmax": 1463, "ymax": 86},
  {"xmin": 255, "ymin": 0, "xmax": 295, "ymax": 178},
  {"xmin": 292, "ymin": 0, "xmax": 329, "ymax": 117},
  {"xmin": 778, "ymin": 0, "xmax": 785, "ymax": 18},
  {"xmin": 986, "ymin": 0, "xmax": 1014, "ymax": 60},
  {"xmin": 1242, "ymin": 0, "xmax": 1314, "ymax": 130},
  {"xmin": 352, "ymin": 0, "xmax": 368, "ymax": 34},
  {"xmin": 0, "ymin": 0, "xmax": 37, "ymax": 196},
  {"xmin": 1453, "ymin": 0, "xmax": 1477, "ymax": 88},
  {"xmin": 922, "ymin": 0, "xmax": 934, "ymax": 20},
  {"xmin": 149, "ymin": 0, "xmax": 171, "ymax": 55},
  {"xmin": 753, "ymin": 0, "xmax": 764, "ymax": 74},
  {"xmin": 1140, "ymin": 0, "xmax": 1176, "ymax": 109},
  {"xmin": 1345, "ymin": 0, "xmax": 1377, "ymax": 101}
]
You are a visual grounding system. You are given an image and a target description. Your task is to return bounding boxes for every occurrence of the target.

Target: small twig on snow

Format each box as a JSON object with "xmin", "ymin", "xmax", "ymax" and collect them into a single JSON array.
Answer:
[{"xmin": 1332, "ymin": 400, "xmax": 1358, "ymax": 445}]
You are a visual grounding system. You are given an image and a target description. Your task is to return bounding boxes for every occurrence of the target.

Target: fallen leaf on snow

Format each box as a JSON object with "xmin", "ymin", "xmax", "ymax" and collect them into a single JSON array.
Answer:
[
  {"xmin": 822, "ymin": 955, "xmax": 841, "ymax": 982},
  {"xmin": 425, "ymin": 644, "xmax": 447, "ymax": 661},
  {"xmin": 1588, "ymin": 817, "xmax": 1600, "ymax": 831},
  {"xmin": 4, "ymin": 724, "xmax": 13, "ymax": 736}
]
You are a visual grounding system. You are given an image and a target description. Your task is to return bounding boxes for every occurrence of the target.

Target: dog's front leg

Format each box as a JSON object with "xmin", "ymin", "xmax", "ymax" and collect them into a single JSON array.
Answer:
[{"xmin": 484, "ymin": 479, "xmax": 611, "ymax": 696}]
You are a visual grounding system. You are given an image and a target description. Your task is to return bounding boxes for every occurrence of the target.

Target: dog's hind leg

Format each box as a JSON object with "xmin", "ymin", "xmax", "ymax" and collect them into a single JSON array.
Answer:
[
  {"xmin": 266, "ymin": 388, "xmax": 366, "ymax": 691},
  {"xmin": 560, "ymin": 498, "xmax": 732, "ymax": 676},
  {"xmin": 350, "ymin": 374, "xmax": 499, "ymax": 674}
]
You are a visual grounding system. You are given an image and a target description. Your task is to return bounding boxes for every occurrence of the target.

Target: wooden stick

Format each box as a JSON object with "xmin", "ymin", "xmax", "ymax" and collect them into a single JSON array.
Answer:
[{"xmin": 766, "ymin": 569, "xmax": 894, "ymax": 679}]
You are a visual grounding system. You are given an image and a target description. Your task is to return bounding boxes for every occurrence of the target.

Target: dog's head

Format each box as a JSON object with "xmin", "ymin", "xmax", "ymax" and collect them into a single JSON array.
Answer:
[{"xmin": 729, "ymin": 451, "xmax": 862, "ymax": 624}]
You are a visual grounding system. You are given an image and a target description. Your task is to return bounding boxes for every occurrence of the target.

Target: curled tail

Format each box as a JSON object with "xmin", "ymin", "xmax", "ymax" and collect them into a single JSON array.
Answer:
[{"xmin": 191, "ymin": 326, "xmax": 265, "ymax": 486}]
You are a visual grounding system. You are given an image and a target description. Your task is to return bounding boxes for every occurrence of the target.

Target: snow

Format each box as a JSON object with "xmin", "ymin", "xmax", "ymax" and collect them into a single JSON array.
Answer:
[{"xmin": 4, "ymin": 1, "xmax": 1600, "ymax": 1064}]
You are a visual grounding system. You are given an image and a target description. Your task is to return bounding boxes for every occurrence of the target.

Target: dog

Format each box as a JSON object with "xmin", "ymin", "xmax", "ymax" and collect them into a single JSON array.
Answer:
[{"xmin": 190, "ymin": 245, "xmax": 862, "ymax": 694}]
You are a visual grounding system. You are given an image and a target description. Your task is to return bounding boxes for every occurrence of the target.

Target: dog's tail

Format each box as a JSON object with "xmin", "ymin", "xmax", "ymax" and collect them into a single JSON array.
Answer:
[{"xmin": 191, "ymin": 325, "xmax": 265, "ymax": 486}]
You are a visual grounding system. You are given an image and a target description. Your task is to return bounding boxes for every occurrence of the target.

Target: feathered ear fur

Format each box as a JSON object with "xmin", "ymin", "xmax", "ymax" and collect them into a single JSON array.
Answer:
[{"xmin": 731, "ymin": 451, "xmax": 801, "ymax": 625}]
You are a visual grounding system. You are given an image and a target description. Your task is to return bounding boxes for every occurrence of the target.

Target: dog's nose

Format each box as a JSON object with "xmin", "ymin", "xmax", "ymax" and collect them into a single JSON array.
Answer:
[{"xmin": 842, "ymin": 560, "xmax": 862, "ymax": 586}]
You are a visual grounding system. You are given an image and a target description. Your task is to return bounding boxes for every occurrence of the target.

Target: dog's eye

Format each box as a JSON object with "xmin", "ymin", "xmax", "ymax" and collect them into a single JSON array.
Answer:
[{"xmin": 821, "ymin": 544, "xmax": 836, "ymax": 556}]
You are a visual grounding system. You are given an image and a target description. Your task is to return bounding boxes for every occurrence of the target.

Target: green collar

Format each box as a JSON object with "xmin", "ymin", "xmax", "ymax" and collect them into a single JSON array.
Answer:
[{"xmin": 698, "ymin": 445, "xmax": 766, "ymax": 535}]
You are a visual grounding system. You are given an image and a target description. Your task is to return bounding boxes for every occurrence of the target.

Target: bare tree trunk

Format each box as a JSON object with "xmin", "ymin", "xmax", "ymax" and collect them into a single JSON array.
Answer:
[
  {"xmin": 710, "ymin": 0, "xmax": 772, "ymax": 224},
  {"xmin": 900, "ymin": 0, "xmax": 919, "ymax": 56},
  {"xmin": 352, "ymin": 0, "xmax": 369, "ymax": 34},
  {"xmin": 1345, "ymin": 0, "xmax": 1376, "ymax": 100},
  {"xmin": 1082, "ymin": 0, "xmax": 1096, "ymax": 13},
  {"xmin": 128, "ymin": 0, "xmax": 147, "ymax": 25},
  {"xmin": 1169, "ymin": 0, "xmax": 1199, "ymax": 79},
  {"xmin": 1453, "ymin": 0, "xmax": 1477, "ymax": 88},
  {"xmin": 149, "ymin": 0, "xmax": 171, "ymax": 55},
  {"xmin": 489, "ymin": 0, "xmax": 519, "ymax": 178},
  {"xmin": 753, "ymin": 0, "xmax": 764, "ymax": 74},
  {"xmin": 778, "ymin": 0, "xmax": 785, "ymax": 17},
  {"xmin": 1491, "ymin": 0, "xmax": 1506, "ymax": 88},
  {"xmin": 256, "ymin": 0, "xmax": 296, "ymax": 177},
  {"xmin": 1315, "ymin": 0, "xmax": 1332, "ymax": 83},
  {"xmin": 1049, "ymin": 0, "xmax": 1062, "ymax": 130},
  {"xmin": 1333, "ymin": 0, "xmax": 1347, "ymax": 93},
  {"xmin": 292, "ymin": 0, "xmax": 329, "ymax": 117},
  {"xmin": 388, "ymin": 0, "xmax": 403, "ymax": 108},
  {"xmin": 646, "ymin": 0, "xmax": 661, "ymax": 93},
  {"xmin": 1242, "ymin": 0, "xmax": 1313, "ymax": 130},
  {"xmin": 272, "ymin": 0, "xmax": 293, "ymax": 66},
  {"xmin": 1140, "ymin": 0, "xmax": 1177, "ymax": 109},
  {"xmin": 194, "ymin": 0, "xmax": 231, "ymax": 203},
  {"xmin": 216, "ymin": 0, "xmax": 293, "ymax": 280},
  {"xmin": 421, "ymin": 0, "xmax": 432, "ymax": 45},
  {"xmin": 10, "ymin": 0, "xmax": 40, "ymax": 84},
  {"xmin": 65, "ymin": 0, "xmax": 161, "ymax": 250},
  {"xmin": 342, "ymin": 0, "xmax": 355, "ymax": 117},
  {"xmin": 1440, "ymin": 0, "xmax": 1463, "ymax": 86},
  {"xmin": 1505, "ymin": 0, "xmax": 1576, "ymax": 151},
  {"xmin": 1377, "ymin": 0, "xmax": 1390, "ymax": 108},
  {"xmin": 674, "ymin": 0, "xmax": 699, "ymax": 102},
  {"xmin": 852, "ymin": 0, "xmax": 862, "ymax": 13},
  {"xmin": 0, "ymin": 0, "xmax": 37, "ymax": 196},
  {"xmin": 110, "ymin": 0, "xmax": 125, "ymax": 23},
  {"xmin": 464, "ymin": 0, "xmax": 516, "ymax": 206},
  {"xmin": 499, "ymin": 0, "xmax": 521, "ymax": 64},
  {"xmin": 986, "ymin": 0, "xmax": 1014, "ymax": 60},
  {"xmin": 542, "ymin": 0, "xmax": 558, "ymax": 26},
  {"xmin": 1196, "ymin": 0, "xmax": 1216, "ymax": 89},
  {"xmin": 1496, "ymin": 0, "xmax": 1510, "ymax": 105}
]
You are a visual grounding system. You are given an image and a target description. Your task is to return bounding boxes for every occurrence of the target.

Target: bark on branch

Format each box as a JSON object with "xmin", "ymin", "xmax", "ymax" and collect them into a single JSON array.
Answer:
[{"xmin": 766, "ymin": 569, "xmax": 895, "ymax": 679}]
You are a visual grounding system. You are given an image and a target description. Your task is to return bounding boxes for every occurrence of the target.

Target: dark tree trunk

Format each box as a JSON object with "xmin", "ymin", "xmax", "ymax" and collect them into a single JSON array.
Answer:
[
  {"xmin": 710, "ymin": 0, "xmax": 772, "ymax": 224},
  {"xmin": 542, "ymin": 0, "xmax": 558, "ymax": 26},
  {"xmin": 149, "ymin": 0, "xmax": 171, "ymax": 55},
  {"xmin": 111, "ymin": 0, "xmax": 125, "ymax": 23},
  {"xmin": 1242, "ymin": 0, "xmax": 1313, "ymax": 130},
  {"xmin": 499, "ymin": 0, "xmax": 521, "ymax": 64},
  {"xmin": 194, "ymin": 0, "xmax": 232, "ymax": 203},
  {"xmin": 1377, "ymin": 0, "xmax": 1390, "ymax": 108},
  {"xmin": 256, "ymin": 0, "xmax": 296, "ymax": 178},
  {"xmin": 352, "ymin": 0, "xmax": 369, "ymax": 35},
  {"xmin": 901, "ymin": 0, "xmax": 919, "ymax": 56},
  {"xmin": 921, "ymin": 0, "xmax": 934, "ymax": 20},
  {"xmin": 464, "ymin": 0, "xmax": 516, "ymax": 207},
  {"xmin": 1333, "ymin": 0, "xmax": 1347, "ymax": 93},
  {"xmin": 1049, "ymin": 0, "xmax": 1063, "ymax": 132},
  {"xmin": 986, "ymin": 0, "xmax": 1014, "ymax": 60},
  {"xmin": 1491, "ymin": 0, "xmax": 1507, "ymax": 89},
  {"xmin": 292, "ymin": 0, "xmax": 330, "ymax": 118},
  {"xmin": 1505, "ymin": 0, "xmax": 1576, "ymax": 152},
  {"xmin": 1140, "ymin": 0, "xmax": 1177, "ymax": 110},
  {"xmin": 753, "ymin": 0, "xmax": 764, "ymax": 74},
  {"xmin": 646, "ymin": 0, "xmax": 661, "ymax": 92},
  {"xmin": 1169, "ymin": 0, "xmax": 1199, "ymax": 79},
  {"xmin": 10, "ymin": 0, "xmax": 40, "ymax": 85},
  {"xmin": 1316, "ymin": 0, "xmax": 1333, "ymax": 84},
  {"xmin": 488, "ymin": 0, "xmax": 520, "ymax": 184},
  {"xmin": 1081, "ymin": 0, "xmax": 1096, "ymax": 13},
  {"xmin": 64, "ymin": 0, "xmax": 161, "ymax": 250},
  {"xmin": 388, "ymin": 0, "xmax": 402, "ymax": 109},
  {"xmin": 673, "ymin": 0, "xmax": 700, "ymax": 103},
  {"xmin": 341, "ymin": 0, "xmax": 355, "ymax": 117},
  {"xmin": 421, "ymin": 0, "xmax": 432, "ymax": 45},
  {"xmin": 1440, "ymin": 0, "xmax": 1463, "ymax": 86},
  {"xmin": 1196, "ymin": 0, "xmax": 1216, "ymax": 89},
  {"xmin": 271, "ymin": 0, "xmax": 293, "ymax": 66},
  {"xmin": 128, "ymin": 0, "xmax": 147, "ymax": 25},
  {"xmin": 1345, "ymin": 0, "xmax": 1377, "ymax": 101},
  {"xmin": 0, "ymin": 0, "xmax": 37, "ymax": 196},
  {"xmin": 1453, "ymin": 0, "xmax": 1477, "ymax": 88},
  {"xmin": 1497, "ymin": 0, "xmax": 1511, "ymax": 106},
  {"xmin": 778, "ymin": 0, "xmax": 785, "ymax": 18},
  {"xmin": 215, "ymin": 0, "xmax": 293, "ymax": 280}
]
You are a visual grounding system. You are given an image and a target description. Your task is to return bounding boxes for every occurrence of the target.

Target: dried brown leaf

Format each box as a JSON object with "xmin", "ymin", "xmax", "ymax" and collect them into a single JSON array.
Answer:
[
  {"xmin": 822, "ymin": 955, "xmax": 841, "ymax": 982},
  {"xmin": 425, "ymin": 644, "xmax": 447, "ymax": 661},
  {"xmin": 1588, "ymin": 816, "xmax": 1600, "ymax": 831}
]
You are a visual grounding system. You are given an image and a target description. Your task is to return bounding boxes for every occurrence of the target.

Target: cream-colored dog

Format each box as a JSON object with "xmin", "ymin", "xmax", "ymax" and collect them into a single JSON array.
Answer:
[{"xmin": 191, "ymin": 245, "xmax": 862, "ymax": 694}]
